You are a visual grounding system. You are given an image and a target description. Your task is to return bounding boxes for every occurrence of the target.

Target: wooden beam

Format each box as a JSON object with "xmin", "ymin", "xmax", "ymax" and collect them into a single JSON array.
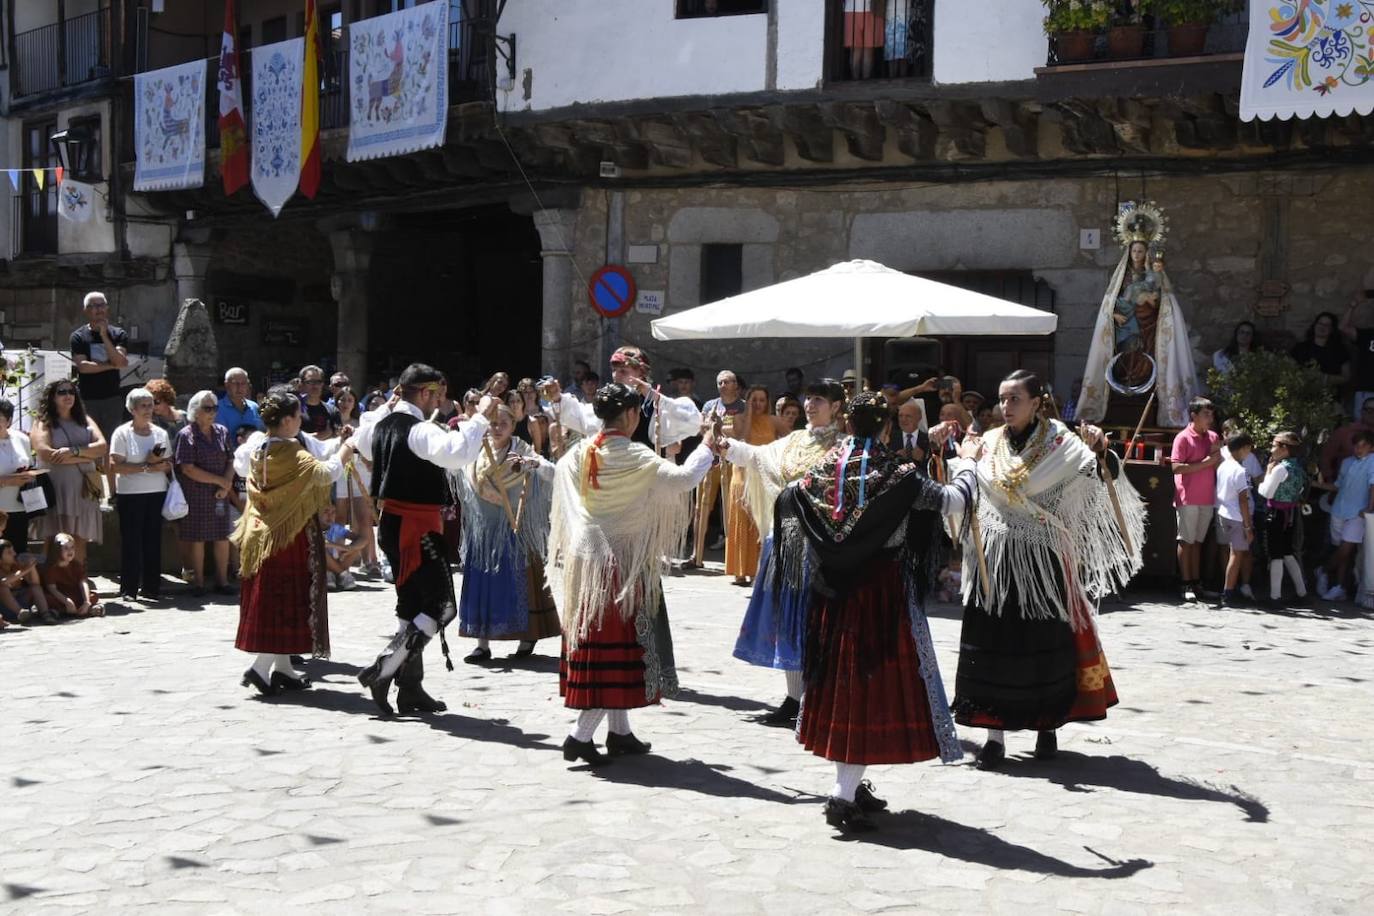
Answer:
[
  {"xmin": 711, "ymin": 108, "xmax": 786, "ymax": 166},
  {"xmin": 874, "ymin": 100, "xmax": 936, "ymax": 161},
  {"xmin": 670, "ymin": 111, "xmax": 738, "ymax": 169},
  {"xmin": 769, "ymin": 105, "xmax": 833, "ymax": 163},
  {"xmin": 818, "ymin": 102, "xmax": 885, "ymax": 161}
]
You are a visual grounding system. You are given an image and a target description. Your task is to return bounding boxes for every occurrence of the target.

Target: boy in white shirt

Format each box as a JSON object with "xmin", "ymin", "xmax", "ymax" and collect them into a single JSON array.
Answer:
[{"xmin": 1213, "ymin": 433, "xmax": 1255, "ymax": 608}]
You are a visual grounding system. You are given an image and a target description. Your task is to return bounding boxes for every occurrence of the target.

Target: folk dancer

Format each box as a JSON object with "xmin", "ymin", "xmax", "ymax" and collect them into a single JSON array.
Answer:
[
  {"xmin": 770, "ymin": 393, "xmax": 975, "ymax": 832},
  {"xmin": 454, "ymin": 405, "xmax": 559, "ymax": 663},
  {"xmin": 234, "ymin": 391, "xmax": 355, "ymax": 695},
  {"xmin": 718, "ymin": 379, "xmax": 844, "ymax": 727},
  {"xmin": 549, "ymin": 384, "xmax": 716, "ymax": 766},
  {"xmin": 540, "ymin": 346, "xmax": 702, "ymax": 453},
  {"xmin": 353, "ymin": 364, "xmax": 498, "ymax": 716},
  {"xmin": 946, "ymin": 370, "xmax": 1145, "ymax": 769}
]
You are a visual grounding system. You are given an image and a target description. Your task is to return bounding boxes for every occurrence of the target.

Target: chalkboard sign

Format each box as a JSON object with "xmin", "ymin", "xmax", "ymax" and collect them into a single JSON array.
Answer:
[
  {"xmin": 261, "ymin": 318, "xmax": 309, "ymax": 347},
  {"xmin": 214, "ymin": 298, "xmax": 250, "ymax": 325}
]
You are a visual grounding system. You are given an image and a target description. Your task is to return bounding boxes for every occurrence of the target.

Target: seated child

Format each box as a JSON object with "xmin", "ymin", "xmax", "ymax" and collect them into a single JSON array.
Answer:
[
  {"xmin": 0, "ymin": 538, "xmax": 54, "ymax": 626},
  {"xmin": 319, "ymin": 506, "xmax": 363, "ymax": 590},
  {"xmin": 42, "ymin": 532, "xmax": 104, "ymax": 618}
]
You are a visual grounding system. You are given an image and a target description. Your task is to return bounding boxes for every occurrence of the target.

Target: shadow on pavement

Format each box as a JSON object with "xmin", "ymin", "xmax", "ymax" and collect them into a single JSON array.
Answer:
[
  {"xmin": 842, "ymin": 809, "xmax": 1153, "ymax": 878},
  {"xmin": 590, "ymin": 754, "xmax": 799, "ymax": 803},
  {"xmin": 422, "ymin": 715, "xmax": 561, "ymax": 752},
  {"xmin": 302, "ymin": 658, "xmax": 364, "ymax": 678},
  {"xmin": 990, "ymin": 751, "xmax": 1269, "ymax": 823},
  {"xmin": 671, "ymin": 687, "xmax": 772, "ymax": 713}
]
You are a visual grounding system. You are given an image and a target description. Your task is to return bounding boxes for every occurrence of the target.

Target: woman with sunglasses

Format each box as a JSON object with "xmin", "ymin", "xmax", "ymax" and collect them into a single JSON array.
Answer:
[
  {"xmin": 174, "ymin": 390, "xmax": 236, "ymax": 596},
  {"xmin": 31, "ymin": 379, "xmax": 108, "ymax": 564}
]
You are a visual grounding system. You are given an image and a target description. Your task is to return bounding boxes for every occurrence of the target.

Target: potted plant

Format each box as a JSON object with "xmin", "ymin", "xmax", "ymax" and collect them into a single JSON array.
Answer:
[
  {"xmin": 1154, "ymin": 0, "xmax": 1237, "ymax": 57},
  {"xmin": 1107, "ymin": 0, "xmax": 1152, "ymax": 59},
  {"xmin": 1042, "ymin": 0, "xmax": 1113, "ymax": 63}
]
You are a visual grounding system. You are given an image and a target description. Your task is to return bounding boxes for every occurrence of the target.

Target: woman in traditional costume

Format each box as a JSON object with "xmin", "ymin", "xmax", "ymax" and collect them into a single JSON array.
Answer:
[
  {"xmin": 233, "ymin": 391, "xmax": 354, "ymax": 696},
  {"xmin": 724, "ymin": 385, "xmax": 778, "ymax": 586},
  {"xmin": 719, "ymin": 379, "xmax": 845, "ymax": 727},
  {"xmin": 947, "ymin": 369, "xmax": 1145, "ymax": 769},
  {"xmin": 549, "ymin": 383, "xmax": 716, "ymax": 767},
  {"xmin": 771, "ymin": 392, "xmax": 976, "ymax": 833},
  {"xmin": 455, "ymin": 405, "xmax": 559, "ymax": 663}
]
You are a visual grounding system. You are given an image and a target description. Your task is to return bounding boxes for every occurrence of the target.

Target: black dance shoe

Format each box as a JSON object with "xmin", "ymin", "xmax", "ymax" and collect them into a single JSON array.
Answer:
[
  {"xmin": 241, "ymin": 669, "xmax": 277, "ymax": 697},
  {"xmin": 760, "ymin": 696, "xmax": 800, "ymax": 727},
  {"xmin": 1035, "ymin": 730, "xmax": 1058, "ymax": 760},
  {"xmin": 464, "ymin": 646, "xmax": 493, "ymax": 665},
  {"xmin": 976, "ymin": 740, "xmax": 1006, "ymax": 770},
  {"xmin": 606, "ymin": 731, "xmax": 652, "ymax": 756},
  {"xmin": 824, "ymin": 797, "xmax": 876, "ymax": 833},
  {"xmin": 270, "ymin": 671, "xmax": 311, "ymax": 691},
  {"xmin": 511, "ymin": 641, "xmax": 536, "ymax": 658},
  {"xmin": 562, "ymin": 736, "xmax": 611, "ymax": 767},
  {"xmin": 854, "ymin": 780, "xmax": 888, "ymax": 813},
  {"xmin": 397, "ymin": 686, "xmax": 447, "ymax": 714},
  {"xmin": 357, "ymin": 663, "xmax": 395, "ymax": 716}
]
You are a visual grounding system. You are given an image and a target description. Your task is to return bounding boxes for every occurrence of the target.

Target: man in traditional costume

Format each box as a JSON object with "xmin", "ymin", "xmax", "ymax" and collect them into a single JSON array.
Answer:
[
  {"xmin": 353, "ymin": 364, "xmax": 498, "ymax": 716},
  {"xmin": 541, "ymin": 346, "xmax": 701, "ymax": 453},
  {"xmin": 234, "ymin": 391, "xmax": 354, "ymax": 696},
  {"xmin": 946, "ymin": 370, "xmax": 1145, "ymax": 769},
  {"xmin": 549, "ymin": 383, "xmax": 717, "ymax": 766},
  {"xmin": 1076, "ymin": 201, "xmax": 1199, "ymax": 427},
  {"xmin": 770, "ymin": 392, "xmax": 975, "ymax": 833},
  {"xmin": 453, "ymin": 404, "xmax": 559, "ymax": 663},
  {"xmin": 717, "ymin": 379, "xmax": 845, "ymax": 727}
]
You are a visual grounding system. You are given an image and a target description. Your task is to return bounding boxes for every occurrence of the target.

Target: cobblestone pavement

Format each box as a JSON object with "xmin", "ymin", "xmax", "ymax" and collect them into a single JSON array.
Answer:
[{"xmin": 2, "ymin": 563, "xmax": 1372, "ymax": 915}]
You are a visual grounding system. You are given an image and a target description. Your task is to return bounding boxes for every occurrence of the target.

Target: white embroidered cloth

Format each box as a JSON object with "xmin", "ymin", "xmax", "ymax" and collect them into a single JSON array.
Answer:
[
  {"xmin": 251, "ymin": 38, "xmax": 305, "ymax": 218},
  {"xmin": 345, "ymin": 5, "xmax": 449, "ymax": 162},
  {"xmin": 57, "ymin": 180, "xmax": 95, "ymax": 223},
  {"xmin": 134, "ymin": 60, "xmax": 206, "ymax": 191},
  {"xmin": 1240, "ymin": 0, "xmax": 1374, "ymax": 121}
]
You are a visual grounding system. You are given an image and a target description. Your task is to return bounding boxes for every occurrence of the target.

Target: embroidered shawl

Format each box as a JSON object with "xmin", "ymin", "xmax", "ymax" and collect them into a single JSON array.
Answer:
[
  {"xmin": 450, "ymin": 437, "xmax": 553, "ymax": 574},
  {"xmin": 232, "ymin": 438, "xmax": 334, "ymax": 579}
]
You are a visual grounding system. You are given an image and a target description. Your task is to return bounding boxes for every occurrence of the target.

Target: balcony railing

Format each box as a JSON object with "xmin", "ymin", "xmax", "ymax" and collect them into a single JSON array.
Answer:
[
  {"xmin": 11, "ymin": 192, "xmax": 58, "ymax": 259},
  {"xmin": 826, "ymin": 0, "xmax": 933, "ymax": 82},
  {"xmin": 1045, "ymin": 14, "xmax": 1248, "ymax": 66},
  {"xmin": 13, "ymin": 8, "xmax": 115, "ymax": 99}
]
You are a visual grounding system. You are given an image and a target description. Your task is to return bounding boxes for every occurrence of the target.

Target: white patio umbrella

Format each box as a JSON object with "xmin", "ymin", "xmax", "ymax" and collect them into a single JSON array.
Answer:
[{"xmin": 650, "ymin": 259, "xmax": 1058, "ymax": 378}]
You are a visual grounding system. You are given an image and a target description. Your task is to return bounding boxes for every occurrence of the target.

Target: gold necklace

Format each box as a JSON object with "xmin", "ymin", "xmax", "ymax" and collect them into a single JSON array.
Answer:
[
  {"xmin": 987, "ymin": 422, "xmax": 1053, "ymax": 505},
  {"xmin": 780, "ymin": 428, "xmax": 836, "ymax": 481}
]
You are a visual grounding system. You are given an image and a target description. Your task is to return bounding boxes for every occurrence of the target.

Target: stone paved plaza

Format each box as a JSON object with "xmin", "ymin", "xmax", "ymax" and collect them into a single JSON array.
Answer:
[{"xmin": 3, "ymin": 564, "xmax": 1372, "ymax": 914}]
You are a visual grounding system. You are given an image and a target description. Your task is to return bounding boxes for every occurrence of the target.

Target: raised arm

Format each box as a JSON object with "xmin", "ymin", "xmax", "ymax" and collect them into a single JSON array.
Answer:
[
  {"xmin": 653, "ymin": 442, "xmax": 714, "ymax": 493},
  {"xmin": 409, "ymin": 413, "xmax": 491, "ymax": 470}
]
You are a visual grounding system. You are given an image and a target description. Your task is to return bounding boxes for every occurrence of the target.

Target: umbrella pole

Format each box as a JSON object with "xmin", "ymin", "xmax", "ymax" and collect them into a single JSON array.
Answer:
[{"xmin": 853, "ymin": 337, "xmax": 863, "ymax": 391}]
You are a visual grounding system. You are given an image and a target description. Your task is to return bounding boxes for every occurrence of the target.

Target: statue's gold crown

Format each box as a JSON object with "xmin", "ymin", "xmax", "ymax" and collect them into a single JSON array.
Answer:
[{"xmin": 1113, "ymin": 201, "xmax": 1168, "ymax": 247}]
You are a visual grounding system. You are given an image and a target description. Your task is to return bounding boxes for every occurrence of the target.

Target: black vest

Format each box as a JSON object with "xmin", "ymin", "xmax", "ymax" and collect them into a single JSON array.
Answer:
[{"xmin": 370, "ymin": 411, "xmax": 449, "ymax": 505}]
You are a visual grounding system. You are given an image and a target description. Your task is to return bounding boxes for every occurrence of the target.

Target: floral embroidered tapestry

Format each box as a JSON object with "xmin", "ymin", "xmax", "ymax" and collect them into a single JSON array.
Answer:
[
  {"xmin": 134, "ymin": 60, "xmax": 206, "ymax": 191},
  {"xmin": 1241, "ymin": 0, "xmax": 1374, "ymax": 120},
  {"xmin": 251, "ymin": 38, "xmax": 305, "ymax": 218},
  {"xmin": 345, "ymin": 4, "xmax": 448, "ymax": 162}
]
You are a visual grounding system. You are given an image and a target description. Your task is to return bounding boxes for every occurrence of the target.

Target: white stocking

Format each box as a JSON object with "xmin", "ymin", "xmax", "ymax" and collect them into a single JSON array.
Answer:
[
  {"xmin": 571, "ymin": 709, "xmax": 606, "ymax": 743},
  {"xmin": 784, "ymin": 669, "xmax": 804, "ymax": 701},
  {"xmin": 251, "ymin": 653, "xmax": 274, "ymax": 680},
  {"xmin": 476, "ymin": 637, "xmax": 490, "ymax": 650},
  {"xmin": 273, "ymin": 654, "xmax": 304, "ymax": 678},
  {"xmin": 986, "ymin": 728, "xmax": 1005, "ymax": 747},
  {"xmin": 1283, "ymin": 556, "xmax": 1307, "ymax": 596},
  {"xmin": 1269, "ymin": 559, "xmax": 1284, "ymax": 600},
  {"xmin": 832, "ymin": 762, "xmax": 867, "ymax": 802},
  {"xmin": 607, "ymin": 709, "xmax": 631, "ymax": 735}
]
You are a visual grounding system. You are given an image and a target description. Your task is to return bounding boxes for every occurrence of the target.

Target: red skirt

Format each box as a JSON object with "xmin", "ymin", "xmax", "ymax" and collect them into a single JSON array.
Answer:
[
  {"xmin": 798, "ymin": 557, "xmax": 942, "ymax": 765},
  {"xmin": 560, "ymin": 592, "xmax": 678, "ymax": 710},
  {"xmin": 235, "ymin": 525, "xmax": 329, "ymax": 656}
]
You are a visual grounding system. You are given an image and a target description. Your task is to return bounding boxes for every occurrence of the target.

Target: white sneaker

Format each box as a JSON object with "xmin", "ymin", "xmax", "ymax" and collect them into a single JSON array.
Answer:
[
  {"xmin": 338, "ymin": 572, "xmax": 357, "ymax": 590},
  {"xmin": 1182, "ymin": 585, "xmax": 1198, "ymax": 603},
  {"xmin": 326, "ymin": 572, "xmax": 340, "ymax": 591},
  {"xmin": 1322, "ymin": 584, "xmax": 1348, "ymax": 601},
  {"xmin": 1315, "ymin": 568, "xmax": 1330, "ymax": 595}
]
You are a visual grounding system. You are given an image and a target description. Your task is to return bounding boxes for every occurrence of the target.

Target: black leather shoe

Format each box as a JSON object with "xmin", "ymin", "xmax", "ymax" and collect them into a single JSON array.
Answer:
[
  {"xmin": 397, "ymin": 686, "xmax": 447, "ymax": 714},
  {"xmin": 824, "ymin": 797, "xmax": 876, "ymax": 833},
  {"xmin": 760, "ymin": 696, "xmax": 800, "ymax": 727},
  {"xmin": 606, "ymin": 731, "xmax": 652, "ymax": 756},
  {"xmin": 1035, "ymin": 730, "xmax": 1058, "ymax": 760},
  {"xmin": 562, "ymin": 735, "xmax": 611, "ymax": 767},
  {"xmin": 357, "ymin": 663, "xmax": 394, "ymax": 716},
  {"xmin": 290, "ymin": 655, "xmax": 306, "ymax": 667},
  {"xmin": 270, "ymin": 671, "xmax": 311, "ymax": 691},
  {"xmin": 241, "ymin": 669, "xmax": 276, "ymax": 697},
  {"xmin": 976, "ymin": 739, "xmax": 1006, "ymax": 770},
  {"xmin": 511, "ymin": 641, "xmax": 536, "ymax": 658},
  {"xmin": 854, "ymin": 780, "xmax": 888, "ymax": 813},
  {"xmin": 464, "ymin": 646, "xmax": 493, "ymax": 665}
]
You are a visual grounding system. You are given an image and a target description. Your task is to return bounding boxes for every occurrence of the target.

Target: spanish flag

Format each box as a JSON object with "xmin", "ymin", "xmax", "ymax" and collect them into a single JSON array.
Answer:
[
  {"xmin": 300, "ymin": 0, "xmax": 321, "ymax": 198},
  {"xmin": 217, "ymin": 0, "xmax": 249, "ymax": 195}
]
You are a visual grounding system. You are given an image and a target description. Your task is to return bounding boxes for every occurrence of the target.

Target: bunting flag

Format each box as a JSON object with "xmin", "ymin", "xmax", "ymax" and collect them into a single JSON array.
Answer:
[
  {"xmin": 218, "ymin": 0, "xmax": 250, "ymax": 195},
  {"xmin": 251, "ymin": 38, "xmax": 305, "ymax": 218},
  {"xmin": 6, "ymin": 170, "xmax": 18, "ymax": 191},
  {"xmin": 33, "ymin": 169, "xmax": 44, "ymax": 190},
  {"xmin": 299, "ymin": 0, "xmax": 321, "ymax": 199},
  {"xmin": 133, "ymin": 59, "xmax": 206, "ymax": 191},
  {"xmin": 54, "ymin": 166, "xmax": 63, "ymax": 185},
  {"xmin": 345, "ymin": 3, "xmax": 448, "ymax": 162}
]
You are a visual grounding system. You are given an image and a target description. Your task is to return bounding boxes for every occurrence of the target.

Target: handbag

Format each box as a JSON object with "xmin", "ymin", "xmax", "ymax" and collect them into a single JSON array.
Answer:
[
  {"xmin": 80, "ymin": 467, "xmax": 104, "ymax": 501},
  {"xmin": 20, "ymin": 478, "xmax": 48, "ymax": 514},
  {"xmin": 162, "ymin": 477, "xmax": 189, "ymax": 521}
]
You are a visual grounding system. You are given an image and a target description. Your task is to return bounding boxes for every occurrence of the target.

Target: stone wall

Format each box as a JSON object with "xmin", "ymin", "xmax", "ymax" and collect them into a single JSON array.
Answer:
[{"xmin": 562, "ymin": 167, "xmax": 1374, "ymax": 401}]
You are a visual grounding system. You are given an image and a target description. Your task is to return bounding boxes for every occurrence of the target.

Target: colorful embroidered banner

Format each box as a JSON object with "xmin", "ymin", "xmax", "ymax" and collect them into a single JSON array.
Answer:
[
  {"xmin": 345, "ymin": 4, "xmax": 448, "ymax": 162},
  {"xmin": 1240, "ymin": 0, "xmax": 1374, "ymax": 121},
  {"xmin": 251, "ymin": 38, "xmax": 305, "ymax": 218},
  {"xmin": 134, "ymin": 59, "xmax": 206, "ymax": 191},
  {"xmin": 58, "ymin": 180, "xmax": 96, "ymax": 223}
]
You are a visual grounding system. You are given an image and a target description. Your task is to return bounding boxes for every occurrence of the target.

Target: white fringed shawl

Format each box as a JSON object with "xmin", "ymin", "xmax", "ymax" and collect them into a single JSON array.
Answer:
[
  {"xmin": 731, "ymin": 426, "xmax": 839, "ymax": 535},
  {"xmin": 548, "ymin": 434, "xmax": 695, "ymax": 650},
  {"xmin": 965, "ymin": 419, "xmax": 1147, "ymax": 629},
  {"xmin": 449, "ymin": 437, "xmax": 553, "ymax": 574}
]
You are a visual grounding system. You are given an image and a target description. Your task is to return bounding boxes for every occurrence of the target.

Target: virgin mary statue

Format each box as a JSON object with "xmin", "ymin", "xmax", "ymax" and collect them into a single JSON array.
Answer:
[{"xmin": 1076, "ymin": 202, "xmax": 1199, "ymax": 428}]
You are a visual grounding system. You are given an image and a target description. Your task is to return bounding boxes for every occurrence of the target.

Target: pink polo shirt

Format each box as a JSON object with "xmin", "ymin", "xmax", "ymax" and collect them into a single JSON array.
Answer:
[{"xmin": 1171, "ymin": 425, "xmax": 1220, "ymax": 506}]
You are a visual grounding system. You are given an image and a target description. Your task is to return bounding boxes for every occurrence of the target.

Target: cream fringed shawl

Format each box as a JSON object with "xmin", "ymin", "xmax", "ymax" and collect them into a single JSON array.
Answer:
[
  {"xmin": 733, "ymin": 427, "xmax": 839, "ymax": 535},
  {"xmin": 548, "ymin": 434, "xmax": 694, "ymax": 650},
  {"xmin": 964, "ymin": 419, "xmax": 1147, "ymax": 628}
]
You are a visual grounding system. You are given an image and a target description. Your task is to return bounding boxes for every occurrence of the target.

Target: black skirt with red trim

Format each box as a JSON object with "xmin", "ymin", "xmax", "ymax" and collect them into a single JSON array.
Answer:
[
  {"xmin": 797, "ymin": 555, "xmax": 943, "ymax": 765},
  {"xmin": 559, "ymin": 596, "xmax": 677, "ymax": 710}
]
